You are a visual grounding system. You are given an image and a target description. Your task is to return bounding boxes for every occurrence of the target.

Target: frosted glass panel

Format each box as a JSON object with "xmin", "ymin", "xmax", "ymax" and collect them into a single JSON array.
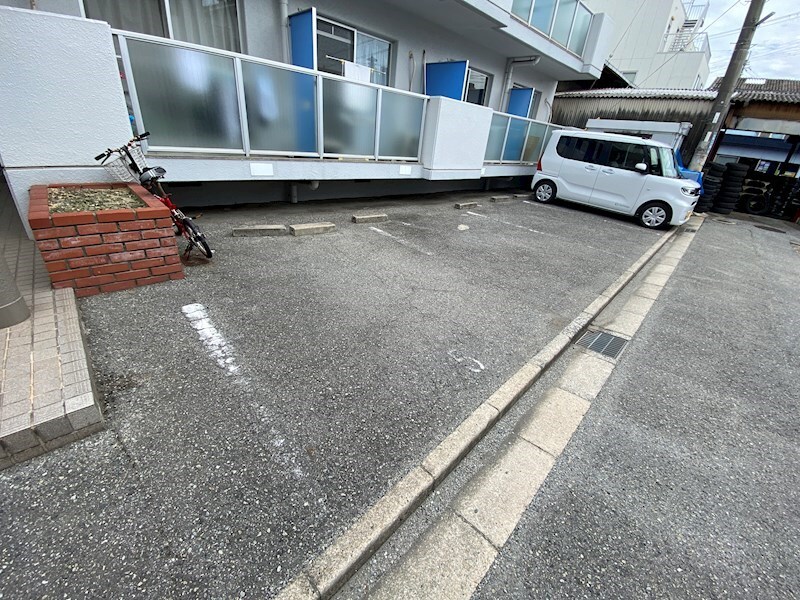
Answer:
[
  {"xmin": 242, "ymin": 61, "xmax": 317, "ymax": 154},
  {"xmin": 503, "ymin": 119, "xmax": 529, "ymax": 162},
  {"xmin": 127, "ymin": 40, "xmax": 242, "ymax": 149},
  {"xmin": 485, "ymin": 114, "xmax": 508, "ymax": 161},
  {"xmin": 552, "ymin": 0, "xmax": 578, "ymax": 46},
  {"xmin": 531, "ymin": 0, "xmax": 557, "ymax": 33},
  {"xmin": 379, "ymin": 92, "xmax": 424, "ymax": 158},
  {"xmin": 522, "ymin": 122, "xmax": 548, "ymax": 163},
  {"xmin": 569, "ymin": 5, "xmax": 592, "ymax": 55},
  {"xmin": 511, "ymin": 0, "xmax": 533, "ymax": 20},
  {"xmin": 322, "ymin": 79, "xmax": 377, "ymax": 156}
]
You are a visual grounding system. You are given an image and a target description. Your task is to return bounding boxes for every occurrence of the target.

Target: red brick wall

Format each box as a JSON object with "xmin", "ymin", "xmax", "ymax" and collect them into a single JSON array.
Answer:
[{"xmin": 28, "ymin": 184, "xmax": 185, "ymax": 297}]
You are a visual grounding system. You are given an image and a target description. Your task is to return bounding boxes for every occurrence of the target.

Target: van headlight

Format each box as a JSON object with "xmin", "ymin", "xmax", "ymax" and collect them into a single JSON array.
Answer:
[{"xmin": 681, "ymin": 186, "xmax": 699, "ymax": 197}]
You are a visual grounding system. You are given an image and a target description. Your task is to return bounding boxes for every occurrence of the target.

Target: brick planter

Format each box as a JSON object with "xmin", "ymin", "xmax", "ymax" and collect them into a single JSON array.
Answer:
[{"xmin": 28, "ymin": 183, "xmax": 184, "ymax": 297}]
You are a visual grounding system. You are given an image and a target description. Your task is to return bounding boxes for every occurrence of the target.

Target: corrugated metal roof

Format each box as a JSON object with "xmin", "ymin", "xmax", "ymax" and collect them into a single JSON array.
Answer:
[
  {"xmin": 709, "ymin": 77, "xmax": 800, "ymax": 104},
  {"xmin": 555, "ymin": 88, "xmax": 717, "ymax": 100},
  {"xmin": 557, "ymin": 78, "xmax": 800, "ymax": 104}
]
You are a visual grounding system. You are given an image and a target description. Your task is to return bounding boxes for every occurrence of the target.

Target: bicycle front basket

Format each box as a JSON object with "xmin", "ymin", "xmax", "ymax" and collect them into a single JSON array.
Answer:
[
  {"xmin": 127, "ymin": 144, "xmax": 148, "ymax": 172},
  {"xmin": 101, "ymin": 155, "xmax": 139, "ymax": 183}
]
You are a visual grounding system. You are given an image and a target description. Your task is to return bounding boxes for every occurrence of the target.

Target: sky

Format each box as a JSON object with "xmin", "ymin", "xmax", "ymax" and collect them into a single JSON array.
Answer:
[{"xmin": 704, "ymin": 0, "xmax": 800, "ymax": 84}]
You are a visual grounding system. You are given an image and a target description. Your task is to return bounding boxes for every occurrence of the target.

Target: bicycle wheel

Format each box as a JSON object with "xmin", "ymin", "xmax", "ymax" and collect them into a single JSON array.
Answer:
[{"xmin": 182, "ymin": 218, "xmax": 213, "ymax": 259}]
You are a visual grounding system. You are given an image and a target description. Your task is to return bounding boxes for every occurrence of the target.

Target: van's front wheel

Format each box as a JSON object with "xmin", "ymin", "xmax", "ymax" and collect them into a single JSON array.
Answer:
[
  {"xmin": 533, "ymin": 180, "xmax": 556, "ymax": 203},
  {"xmin": 637, "ymin": 201, "xmax": 672, "ymax": 229}
]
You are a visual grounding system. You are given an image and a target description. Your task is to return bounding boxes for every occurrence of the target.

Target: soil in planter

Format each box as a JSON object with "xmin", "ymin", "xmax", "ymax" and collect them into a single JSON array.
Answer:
[{"xmin": 48, "ymin": 187, "xmax": 146, "ymax": 213}]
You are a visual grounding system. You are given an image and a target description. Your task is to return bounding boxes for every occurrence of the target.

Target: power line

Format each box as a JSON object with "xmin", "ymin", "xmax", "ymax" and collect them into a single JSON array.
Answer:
[
  {"xmin": 607, "ymin": 1, "xmax": 648, "ymax": 59},
  {"xmin": 630, "ymin": 0, "xmax": 746, "ymax": 90},
  {"xmin": 708, "ymin": 11, "xmax": 800, "ymax": 37}
]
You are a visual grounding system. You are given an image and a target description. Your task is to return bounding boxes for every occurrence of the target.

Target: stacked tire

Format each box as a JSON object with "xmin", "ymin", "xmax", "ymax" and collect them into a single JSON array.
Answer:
[
  {"xmin": 768, "ymin": 177, "xmax": 798, "ymax": 219},
  {"xmin": 712, "ymin": 162, "xmax": 749, "ymax": 215},
  {"xmin": 741, "ymin": 176, "xmax": 770, "ymax": 215},
  {"xmin": 697, "ymin": 162, "xmax": 724, "ymax": 213}
]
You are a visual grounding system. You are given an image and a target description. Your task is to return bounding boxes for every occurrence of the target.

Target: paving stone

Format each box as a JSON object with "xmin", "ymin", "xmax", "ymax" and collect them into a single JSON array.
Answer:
[
  {"xmin": 63, "ymin": 380, "xmax": 93, "ymax": 399},
  {"xmin": 1, "ymin": 385, "xmax": 30, "ymax": 405},
  {"xmin": 32, "ymin": 389, "xmax": 63, "ymax": 409},
  {"xmin": 558, "ymin": 354, "xmax": 615, "ymax": 401},
  {"xmin": 515, "ymin": 388, "xmax": 590, "ymax": 456},
  {"xmin": 2, "ymin": 400, "xmax": 31, "ymax": 419},
  {"xmin": 605, "ymin": 309, "xmax": 647, "ymax": 338},
  {"xmin": 275, "ymin": 573, "xmax": 319, "ymax": 600},
  {"xmin": 289, "ymin": 222, "xmax": 336, "ymax": 236},
  {"xmin": 455, "ymin": 437, "xmax": 555, "ymax": 548},
  {"xmin": 624, "ymin": 295, "xmax": 656, "ymax": 317},
  {"xmin": 10, "ymin": 444, "xmax": 46, "ymax": 463},
  {"xmin": 34, "ymin": 414, "xmax": 73, "ymax": 442},
  {"xmin": 33, "ymin": 370, "xmax": 61, "ymax": 396},
  {"xmin": 66, "ymin": 404, "xmax": 103, "ymax": 431},
  {"xmin": 370, "ymin": 512, "xmax": 497, "ymax": 600},
  {"xmin": 1, "ymin": 425, "xmax": 39, "ymax": 453}
]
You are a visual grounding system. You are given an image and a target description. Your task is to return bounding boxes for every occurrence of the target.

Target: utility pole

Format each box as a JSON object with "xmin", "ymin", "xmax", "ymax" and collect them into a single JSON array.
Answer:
[{"xmin": 688, "ymin": 0, "xmax": 769, "ymax": 171}]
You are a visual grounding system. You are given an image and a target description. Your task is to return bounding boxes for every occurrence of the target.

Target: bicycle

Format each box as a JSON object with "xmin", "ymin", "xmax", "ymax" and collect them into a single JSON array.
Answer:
[{"xmin": 94, "ymin": 132, "xmax": 213, "ymax": 259}]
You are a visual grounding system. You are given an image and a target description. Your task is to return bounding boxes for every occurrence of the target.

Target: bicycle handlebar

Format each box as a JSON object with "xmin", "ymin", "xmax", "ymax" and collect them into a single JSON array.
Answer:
[{"xmin": 93, "ymin": 132, "xmax": 151, "ymax": 163}]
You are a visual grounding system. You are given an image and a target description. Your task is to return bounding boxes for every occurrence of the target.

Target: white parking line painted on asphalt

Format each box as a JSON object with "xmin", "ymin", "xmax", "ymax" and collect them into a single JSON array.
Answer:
[
  {"xmin": 448, "ymin": 350, "xmax": 485, "ymax": 373},
  {"xmin": 466, "ymin": 211, "xmax": 545, "ymax": 235},
  {"xmin": 369, "ymin": 226, "xmax": 433, "ymax": 256},
  {"xmin": 181, "ymin": 303, "xmax": 241, "ymax": 376}
]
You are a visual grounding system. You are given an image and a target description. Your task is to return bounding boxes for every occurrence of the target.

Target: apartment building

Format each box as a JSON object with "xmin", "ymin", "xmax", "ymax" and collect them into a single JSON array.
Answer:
[
  {"xmin": 582, "ymin": 0, "xmax": 710, "ymax": 89},
  {"xmin": 0, "ymin": 0, "xmax": 614, "ymax": 229}
]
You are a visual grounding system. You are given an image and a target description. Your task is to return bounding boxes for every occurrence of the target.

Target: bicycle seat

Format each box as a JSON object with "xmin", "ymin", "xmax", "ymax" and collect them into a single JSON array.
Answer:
[{"xmin": 139, "ymin": 166, "xmax": 166, "ymax": 185}]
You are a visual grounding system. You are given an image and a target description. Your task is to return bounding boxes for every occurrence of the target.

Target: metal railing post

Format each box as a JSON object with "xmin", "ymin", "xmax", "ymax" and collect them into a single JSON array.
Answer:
[
  {"xmin": 234, "ymin": 58, "xmax": 251, "ymax": 156},
  {"xmin": 374, "ymin": 88, "xmax": 383, "ymax": 160}
]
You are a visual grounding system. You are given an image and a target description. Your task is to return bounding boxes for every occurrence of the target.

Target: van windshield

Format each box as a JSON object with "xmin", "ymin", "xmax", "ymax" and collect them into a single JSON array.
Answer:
[{"xmin": 657, "ymin": 147, "xmax": 680, "ymax": 178}]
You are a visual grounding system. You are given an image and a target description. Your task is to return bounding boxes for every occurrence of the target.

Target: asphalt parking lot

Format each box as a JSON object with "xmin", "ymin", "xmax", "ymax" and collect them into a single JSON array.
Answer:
[{"xmin": 0, "ymin": 192, "xmax": 667, "ymax": 598}]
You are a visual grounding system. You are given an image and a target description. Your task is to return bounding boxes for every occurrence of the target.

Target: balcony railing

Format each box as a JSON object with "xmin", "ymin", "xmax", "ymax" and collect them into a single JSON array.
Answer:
[
  {"xmin": 116, "ymin": 31, "xmax": 427, "ymax": 161},
  {"xmin": 510, "ymin": 0, "xmax": 594, "ymax": 57},
  {"xmin": 113, "ymin": 31, "xmax": 552, "ymax": 172},
  {"xmin": 484, "ymin": 112, "xmax": 562, "ymax": 164},
  {"xmin": 662, "ymin": 31, "xmax": 710, "ymax": 55}
]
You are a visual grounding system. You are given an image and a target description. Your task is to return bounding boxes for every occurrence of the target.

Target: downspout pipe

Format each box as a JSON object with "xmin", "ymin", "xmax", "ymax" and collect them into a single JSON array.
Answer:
[
  {"xmin": 499, "ymin": 56, "xmax": 541, "ymax": 113},
  {"xmin": 279, "ymin": 0, "xmax": 290, "ymax": 63}
]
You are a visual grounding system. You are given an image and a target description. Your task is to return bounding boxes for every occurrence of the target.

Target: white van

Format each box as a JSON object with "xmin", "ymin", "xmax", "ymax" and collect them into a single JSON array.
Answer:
[{"xmin": 531, "ymin": 130, "xmax": 700, "ymax": 228}]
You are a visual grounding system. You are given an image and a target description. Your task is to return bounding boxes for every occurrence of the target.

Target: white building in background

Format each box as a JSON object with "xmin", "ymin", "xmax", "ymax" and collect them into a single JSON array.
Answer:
[
  {"xmin": 583, "ymin": 0, "xmax": 711, "ymax": 89},
  {"xmin": 0, "ymin": 0, "xmax": 615, "ymax": 231}
]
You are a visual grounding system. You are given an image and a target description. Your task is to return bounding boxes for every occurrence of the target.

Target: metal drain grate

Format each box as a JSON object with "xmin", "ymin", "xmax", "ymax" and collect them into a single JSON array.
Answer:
[{"xmin": 576, "ymin": 330, "xmax": 628, "ymax": 359}]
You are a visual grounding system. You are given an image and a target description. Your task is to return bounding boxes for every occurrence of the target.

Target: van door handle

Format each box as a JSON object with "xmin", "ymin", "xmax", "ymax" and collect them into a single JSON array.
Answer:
[
  {"xmin": 585, "ymin": 165, "xmax": 598, "ymax": 172},
  {"xmin": 601, "ymin": 168, "xmax": 614, "ymax": 174}
]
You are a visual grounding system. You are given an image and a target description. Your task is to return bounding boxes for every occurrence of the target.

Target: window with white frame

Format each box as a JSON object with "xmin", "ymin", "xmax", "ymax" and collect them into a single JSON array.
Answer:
[
  {"xmin": 82, "ymin": 0, "xmax": 241, "ymax": 53},
  {"xmin": 465, "ymin": 68, "xmax": 491, "ymax": 106},
  {"xmin": 316, "ymin": 17, "xmax": 391, "ymax": 86}
]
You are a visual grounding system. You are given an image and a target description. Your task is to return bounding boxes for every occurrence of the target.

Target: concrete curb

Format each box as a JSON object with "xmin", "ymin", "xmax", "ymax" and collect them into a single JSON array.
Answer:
[
  {"xmin": 276, "ymin": 226, "xmax": 681, "ymax": 600},
  {"xmin": 289, "ymin": 222, "xmax": 336, "ymax": 236},
  {"xmin": 232, "ymin": 224, "xmax": 289, "ymax": 237}
]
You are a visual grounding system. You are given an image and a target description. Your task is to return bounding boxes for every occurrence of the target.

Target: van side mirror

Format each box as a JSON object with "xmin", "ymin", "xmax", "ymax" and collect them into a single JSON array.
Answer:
[{"xmin": 634, "ymin": 162, "xmax": 649, "ymax": 173}]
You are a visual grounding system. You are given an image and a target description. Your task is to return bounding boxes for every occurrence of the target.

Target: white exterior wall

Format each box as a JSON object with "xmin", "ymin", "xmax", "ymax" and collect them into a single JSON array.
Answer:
[
  {"xmin": 0, "ymin": 7, "xmax": 134, "ymax": 231},
  {"xmin": 0, "ymin": 1, "xmax": 607, "ymax": 232},
  {"xmin": 583, "ymin": 0, "xmax": 708, "ymax": 89}
]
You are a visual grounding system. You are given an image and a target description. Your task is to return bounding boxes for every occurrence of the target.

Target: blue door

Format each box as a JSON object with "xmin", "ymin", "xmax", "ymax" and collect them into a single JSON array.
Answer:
[
  {"xmin": 289, "ymin": 8, "xmax": 317, "ymax": 69},
  {"xmin": 424, "ymin": 61, "xmax": 469, "ymax": 100},
  {"xmin": 507, "ymin": 88, "xmax": 534, "ymax": 117}
]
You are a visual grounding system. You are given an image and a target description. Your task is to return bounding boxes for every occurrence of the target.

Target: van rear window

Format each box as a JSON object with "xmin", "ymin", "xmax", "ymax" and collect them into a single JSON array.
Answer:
[{"xmin": 556, "ymin": 136, "xmax": 604, "ymax": 163}]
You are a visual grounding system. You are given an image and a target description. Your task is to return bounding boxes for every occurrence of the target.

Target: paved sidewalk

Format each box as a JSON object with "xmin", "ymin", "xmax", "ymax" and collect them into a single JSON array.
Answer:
[{"xmin": 0, "ymin": 191, "xmax": 103, "ymax": 468}]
